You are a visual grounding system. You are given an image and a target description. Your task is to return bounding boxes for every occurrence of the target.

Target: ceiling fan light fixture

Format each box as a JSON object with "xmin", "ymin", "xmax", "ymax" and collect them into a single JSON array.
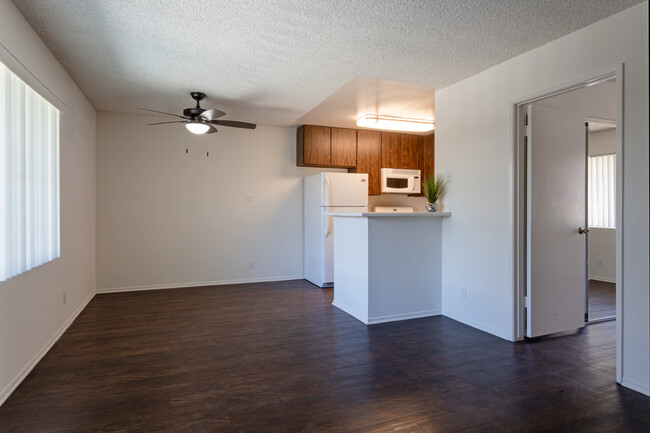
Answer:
[
  {"xmin": 143, "ymin": 92, "xmax": 256, "ymax": 133},
  {"xmin": 185, "ymin": 121, "xmax": 210, "ymax": 134},
  {"xmin": 357, "ymin": 114, "xmax": 435, "ymax": 132}
]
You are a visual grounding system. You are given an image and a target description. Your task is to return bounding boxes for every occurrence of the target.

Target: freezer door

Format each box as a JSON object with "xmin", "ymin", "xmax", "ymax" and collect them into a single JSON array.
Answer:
[{"xmin": 321, "ymin": 172, "xmax": 368, "ymax": 207}]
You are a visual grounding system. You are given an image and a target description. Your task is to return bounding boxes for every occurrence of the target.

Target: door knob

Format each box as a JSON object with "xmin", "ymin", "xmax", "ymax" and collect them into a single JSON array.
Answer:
[{"xmin": 578, "ymin": 227, "xmax": 590, "ymax": 234}]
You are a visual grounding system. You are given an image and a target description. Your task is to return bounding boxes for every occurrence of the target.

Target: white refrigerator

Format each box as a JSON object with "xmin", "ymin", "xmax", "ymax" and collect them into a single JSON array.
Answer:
[{"xmin": 304, "ymin": 172, "xmax": 368, "ymax": 287}]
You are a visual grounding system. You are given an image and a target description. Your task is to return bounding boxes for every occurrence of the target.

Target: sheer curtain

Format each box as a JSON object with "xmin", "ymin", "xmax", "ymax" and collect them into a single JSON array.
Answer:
[
  {"xmin": 1, "ymin": 61, "xmax": 60, "ymax": 282},
  {"xmin": 588, "ymin": 154, "xmax": 616, "ymax": 228}
]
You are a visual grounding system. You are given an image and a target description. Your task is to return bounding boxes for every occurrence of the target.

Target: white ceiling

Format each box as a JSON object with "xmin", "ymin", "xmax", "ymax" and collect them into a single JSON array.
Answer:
[
  {"xmin": 297, "ymin": 76, "xmax": 435, "ymax": 134},
  {"xmin": 13, "ymin": 0, "xmax": 642, "ymax": 128}
]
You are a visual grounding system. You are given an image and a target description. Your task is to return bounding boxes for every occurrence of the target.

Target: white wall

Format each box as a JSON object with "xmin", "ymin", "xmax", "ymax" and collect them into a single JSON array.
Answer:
[
  {"xmin": 436, "ymin": 2, "xmax": 648, "ymax": 395},
  {"xmin": 589, "ymin": 128, "xmax": 617, "ymax": 155},
  {"xmin": 96, "ymin": 113, "xmax": 331, "ymax": 291},
  {"xmin": 0, "ymin": 0, "xmax": 96, "ymax": 405},
  {"xmin": 589, "ymin": 228, "xmax": 616, "ymax": 282}
]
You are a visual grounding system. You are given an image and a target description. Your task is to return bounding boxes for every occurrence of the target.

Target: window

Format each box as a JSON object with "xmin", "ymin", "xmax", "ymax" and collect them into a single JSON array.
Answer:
[
  {"xmin": 1, "ymin": 61, "xmax": 60, "ymax": 282},
  {"xmin": 588, "ymin": 154, "xmax": 616, "ymax": 228}
]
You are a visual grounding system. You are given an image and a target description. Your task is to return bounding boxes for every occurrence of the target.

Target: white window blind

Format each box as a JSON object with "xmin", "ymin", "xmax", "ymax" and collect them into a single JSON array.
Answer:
[
  {"xmin": 1, "ymin": 61, "xmax": 60, "ymax": 282},
  {"xmin": 588, "ymin": 154, "xmax": 616, "ymax": 228}
]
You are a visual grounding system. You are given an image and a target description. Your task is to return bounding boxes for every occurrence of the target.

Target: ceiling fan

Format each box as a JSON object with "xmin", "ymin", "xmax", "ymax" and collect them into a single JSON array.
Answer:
[{"xmin": 141, "ymin": 92, "xmax": 256, "ymax": 134}]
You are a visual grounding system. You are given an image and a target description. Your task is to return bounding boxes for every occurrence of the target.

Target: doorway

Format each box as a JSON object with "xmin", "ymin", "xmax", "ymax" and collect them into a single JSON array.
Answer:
[
  {"xmin": 513, "ymin": 70, "xmax": 623, "ymax": 382},
  {"xmin": 586, "ymin": 121, "xmax": 617, "ymax": 322}
]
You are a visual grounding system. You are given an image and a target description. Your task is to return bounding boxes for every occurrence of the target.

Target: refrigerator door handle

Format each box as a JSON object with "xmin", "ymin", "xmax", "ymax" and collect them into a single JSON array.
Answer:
[
  {"xmin": 324, "ymin": 174, "xmax": 331, "ymax": 207},
  {"xmin": 324, "ymin": 214, "xmax": 331, "ymax": 238}
]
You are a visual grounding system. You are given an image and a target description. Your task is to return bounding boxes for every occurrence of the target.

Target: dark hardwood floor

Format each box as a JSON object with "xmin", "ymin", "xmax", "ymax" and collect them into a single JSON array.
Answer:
[
  {"xmin": 589, "ymin": 279, "xmax": 616, "ymax": 321},
  {"xmin": 1, "ymin": 279, "xmax": 648, "ymax": 432}
]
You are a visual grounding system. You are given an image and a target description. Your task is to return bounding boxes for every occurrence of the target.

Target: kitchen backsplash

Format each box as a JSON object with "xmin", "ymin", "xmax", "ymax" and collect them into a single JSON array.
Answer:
[{"xmin": 368, "ymin": 194, "xmax": 427, "ymax": 212}]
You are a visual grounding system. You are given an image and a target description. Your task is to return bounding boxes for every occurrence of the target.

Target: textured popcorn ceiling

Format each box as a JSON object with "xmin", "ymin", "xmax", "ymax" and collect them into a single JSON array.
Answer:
[{"xmin": 12, "ymin": 0, "xmax": 642, "ymax": 127}]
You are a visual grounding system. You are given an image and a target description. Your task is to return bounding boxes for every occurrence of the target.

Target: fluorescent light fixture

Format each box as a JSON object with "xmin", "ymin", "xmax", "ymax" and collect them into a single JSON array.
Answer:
[
  {"xmin": 185, "ymin": 121, "xmax": 210, "ymax": 134},
  {"xmin": 357, "ymin": 114, "xmax": 435, "ymax": 132}
]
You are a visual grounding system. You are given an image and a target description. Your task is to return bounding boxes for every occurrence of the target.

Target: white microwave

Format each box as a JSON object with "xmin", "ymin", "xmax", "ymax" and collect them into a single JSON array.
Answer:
[{"xmin": 380, "ymin": 168, "xmax": 421, "ymax": 194}]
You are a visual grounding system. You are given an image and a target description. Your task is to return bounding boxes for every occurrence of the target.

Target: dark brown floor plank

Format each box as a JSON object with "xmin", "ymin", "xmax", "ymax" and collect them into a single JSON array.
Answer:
[
  {"xmin": 589, "ymin": 279, "xmax": 616, "ymax": 320},
  {"xmin": 0, "ymin": 279, "xmax": 648, "ymax": 433}
]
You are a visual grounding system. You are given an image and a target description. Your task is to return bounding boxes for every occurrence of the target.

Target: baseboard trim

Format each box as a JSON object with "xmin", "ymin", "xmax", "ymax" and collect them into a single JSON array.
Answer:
[
  {"xmin": 0, "ymin": 290, "xmax": 95, "ymax": 407},
  {"xmin": 588, "ymin": 276, "xmax": 616, "ymax": 283},
  {"xmin": 443, "ymin": 311, "xmax": 512, "ymax": 341},
  {"xmin": 332, "ymin": 301, "xmax": 441, "ymax": 326},
  {"xmin": 367, "ymin": 309, "xmax": 442, "ymax": 325},
  {"xmin": 332, "ymin": 300, "xmax": 368, "ymax": 325},
  {"xmin": 620, "ymin": 377, "xmax": 650, "ymax": 396},
  {"xmin": 97, "ymin": 275, "xmax": 305, "ymax": 294}
]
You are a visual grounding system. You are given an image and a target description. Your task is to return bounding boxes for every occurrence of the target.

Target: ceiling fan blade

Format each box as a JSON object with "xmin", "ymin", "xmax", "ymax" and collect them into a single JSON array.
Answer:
[
  {"xmin": 147, "ymin": 121, "xmax": 186, "ymax": 125},
  {"xmin": 206, "ymin": 124, "xmax": 218, "ymax": 134},
  {"xmin": 211, "ymin": 119, "xmax": 257, "ymax": 129},
  {"xmin": 199, "ymin": 108, "xmax": 226, "ymax": 121},
  {"xmin": 140, "ymin": 108, "xmax": 188, "ymax": 119}
]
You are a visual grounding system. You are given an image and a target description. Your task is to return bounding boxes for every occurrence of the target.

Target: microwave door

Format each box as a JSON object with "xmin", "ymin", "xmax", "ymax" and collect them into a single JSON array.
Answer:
[{"xmin": 388, "ymin": 175, "xmax": 408, "ymax": 192}]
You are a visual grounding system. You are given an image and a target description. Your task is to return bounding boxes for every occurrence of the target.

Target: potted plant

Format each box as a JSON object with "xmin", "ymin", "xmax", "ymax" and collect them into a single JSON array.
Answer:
[{"xmin": 423, "ymin": 173, "xmax": 447, "ymax": 212}]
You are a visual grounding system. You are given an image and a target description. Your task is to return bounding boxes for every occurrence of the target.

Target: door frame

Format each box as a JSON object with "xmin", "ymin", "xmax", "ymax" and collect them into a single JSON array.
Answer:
[{"xmin": 512, "ymin": 65, "xmax": 624, "ymax": 383}]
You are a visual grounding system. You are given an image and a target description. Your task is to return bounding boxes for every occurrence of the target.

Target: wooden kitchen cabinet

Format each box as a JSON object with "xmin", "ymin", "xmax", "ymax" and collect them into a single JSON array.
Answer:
[
  {"xmin": 297, "ymin": 125, "xmax": 357, "ymax": 168},
  {"xmin": 423, "ymin": 133, "xmax": 435, "ymax": 181},
  {"xmin": 297, "ymin": 125, "xmax": 330, "ymax": 166},
  {"xmin": 380, "ymin": 132, "xmax": 401, "ymax": 168},
  {"xmin": 380, "ymin": 132, "xmax": 429, "ymax": 196},
  {"xmin": 330, "ymin": 128, "xmax": 357, "ymax": 167},
  {"xmin": 381, "ymin": 132, "xmax": 423, "ymax": 170},
  {"xmin": 400, "ymin": 134, "xmax": 423, "ymax": 170},
  {"xmin": 297, "ymin": 126, "xmax": 432, "ymax": 196},
  {"xmin": 351, "ymin": 130, "xmax": 381, "ymax": 195}
]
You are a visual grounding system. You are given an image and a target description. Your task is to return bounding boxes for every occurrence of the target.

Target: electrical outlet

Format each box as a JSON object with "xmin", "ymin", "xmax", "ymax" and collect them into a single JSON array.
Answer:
[
  {"xmin": 596, "ymin": 258, "xmax": 603, "ymax": 267},
  {"xmin": 446, "ymin": 171, "xmax": 452, "ymax": 183},
  {"xmin": 461, "ymin": 287, "xmax": 467, "ymax": 299},
  {"xmin": 245, "ymin": 193, "xmax": 254, "ymax": 202},
  {"xmin": 63, "ymin": 292, "xmax": 67, "ymax": 304},
  {"xmin": 248, "ymin": 259, "xmax": 254, "ymax": 269}
]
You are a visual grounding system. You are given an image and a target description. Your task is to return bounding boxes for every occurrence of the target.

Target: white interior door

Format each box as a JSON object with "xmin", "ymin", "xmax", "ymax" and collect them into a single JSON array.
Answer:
[{"xmin": 526, "ymin": 104, "xmax": 587, "ymax": 338}]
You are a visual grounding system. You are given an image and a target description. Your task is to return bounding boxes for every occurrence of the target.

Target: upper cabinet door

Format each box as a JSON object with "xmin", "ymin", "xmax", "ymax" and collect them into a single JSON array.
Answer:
[
  {"xmin": 352, "ymin": 130, "xmax": 381, "ymax": 195},
  {"xmin": 330, "ymin": 128, "xmax": 357, "ymax": 168},
  {"xmin": 381, "ymin": 132, "xmax": 401, "ymax": 168},
  {"xmin": 423, "ymin": 133, "xmax": 435, "ymax": 181},
  {"xmin": 301, "ymin": 125, "xmax": 331, "ymax": 166},
  {"xmin": 400, "ymin": 134, "xmax": 423, "ymax": 170},
  {"xmin": 381, "ymin": 132, "xmax": 423, "ymax": 171}
]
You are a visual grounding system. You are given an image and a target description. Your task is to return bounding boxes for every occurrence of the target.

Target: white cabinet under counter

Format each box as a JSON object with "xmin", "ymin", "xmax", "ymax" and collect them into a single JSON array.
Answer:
[{"xmin": 328, "ymin": 212, "xmax": 449, "ymax": 325}]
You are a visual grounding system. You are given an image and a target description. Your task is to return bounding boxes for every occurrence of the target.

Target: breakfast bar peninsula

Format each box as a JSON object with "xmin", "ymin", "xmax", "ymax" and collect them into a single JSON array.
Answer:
[{"xmin": 328, "ymin": 211, "xmax": 450, "ymax": 325}]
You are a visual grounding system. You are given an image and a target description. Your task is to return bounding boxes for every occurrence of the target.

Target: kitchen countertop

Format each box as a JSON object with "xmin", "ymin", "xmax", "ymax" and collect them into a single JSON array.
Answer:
[{"xmin": 326, "ymin": 212, "xmax": 451, "ymax": 217}]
